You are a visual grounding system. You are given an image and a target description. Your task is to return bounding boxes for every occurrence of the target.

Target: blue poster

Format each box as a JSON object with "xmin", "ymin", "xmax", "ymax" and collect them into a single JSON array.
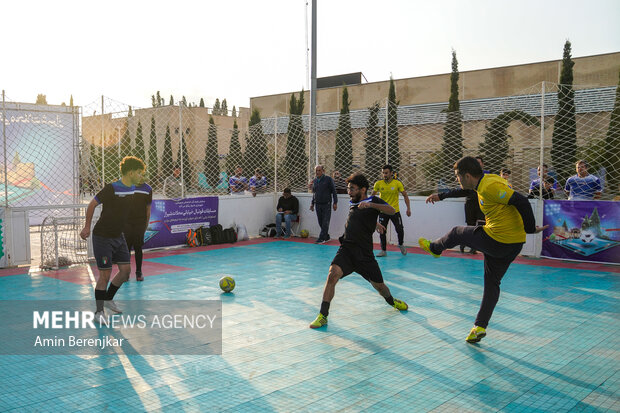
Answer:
[
  {"xmin": 144, "ymin": 197, "xmax": 218, "ymax": 249},
  {"xmin": 541, "ymin": 200, "xmax": 620, "ymax": 264}
]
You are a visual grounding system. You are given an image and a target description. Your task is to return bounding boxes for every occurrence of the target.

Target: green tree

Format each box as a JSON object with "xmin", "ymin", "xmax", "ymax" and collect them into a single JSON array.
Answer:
[
  {"xmin": 213, "ymin": 98, "xmax": 221, "ymax": 116},
  {"xmin": 176, "ymin": 129, "xmax": 191, "ymax": 187},
  {"xmin": 148, "ymin": 116, "xmax": 159, "ymax": 181},
  {"xmin": 441, "ymin": 50, "xmax": 463, "ymax": 180},
  {"xmin": 152, "ymin": 95, "xmax": 157, "ymax": 107},
  {"xmin": 386, "ymin": 77, "xmax": 400, "ymax": 173},
  {"xmin": 134, "ymin": 120, "xmax": 146, "ymax": 162},
  {"xmin": 478, "ymin": 110, "xmax": 540, "ymax": 174},
  {"xmin": 603, "ymin": 69, "xmax": 620, "ymax": 196},
  {"xmin": 169, "ymin": 95, "xmax": 174, "ymax": 106},
  {"xmin": 35, "ymin": 94, "xmax": 47, "ymax": 105},
  {"xmin": 69, "ymin": 95, "xmax": 74, "ymax": 107},
  {"xmin": 161, "ymin": 125, "xmax": 174, "ymax": 179},
  {"xmin": 221, "ymin": 99, "xmax": 228, "ymax": 116},
  {"xmin": 245, "ymin": 108, "xmax": 269, "ymax": 177},
  {"xmin": 199, "ymin": 98, "xmax": 205, "ymax": 108},
  {"xmin": 283, "ymin": 91, "xmax": 308, "ymax": 190},
  {"xmin": 226, "ymin": 119, "xmax": 243, "ymax": 175},
  {"xmin": 128, "ymin": 105, "xmax": 133, "ymax": 117},
  {"xmin": 551, "ymin": 40, "xmax": 577, "ymax": 185},
  {"xmin": 335, "ymin": 87, "xmax": 353, "ymax": 177},
  {"xmin": 204, "ymin": 116, "xmax": 220, "ymax": 188},
  {"xmin": 364, "ymin": 103, "xmax": 383, "ymax": 179},
  {"xmin": 181, "ymin": 96, "xmax": 187, "ymax": 107},
  {"xmin": 120, "ymin": 123, "xmax": 132, "ymax": 159},
  {"xmin": 232, "ymin": 105, "xmax": 237, "ymax": 118}
]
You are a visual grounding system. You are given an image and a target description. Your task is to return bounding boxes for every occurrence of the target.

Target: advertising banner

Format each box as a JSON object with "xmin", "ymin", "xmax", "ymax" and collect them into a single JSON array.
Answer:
[
  {"xmin": 541, "ymin": 200, "xmax": 620, "ymax": 265},
  {"xmin": 143, "ymin": 196, "xmax": 218, "ymax": 249}
]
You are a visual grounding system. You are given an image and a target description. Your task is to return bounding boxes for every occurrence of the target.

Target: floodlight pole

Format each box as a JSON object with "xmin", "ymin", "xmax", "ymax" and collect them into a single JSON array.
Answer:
[
  {"xmin": 101, "ymin": 96, "xmax": 105, "ymax": 185},
  {"xmin": 535, "ymin": 81, "xmax": 546, "ymax": 258},
  {"xmin": 310, "ymin": 0, "xmax": 318, "ymax": 169}
]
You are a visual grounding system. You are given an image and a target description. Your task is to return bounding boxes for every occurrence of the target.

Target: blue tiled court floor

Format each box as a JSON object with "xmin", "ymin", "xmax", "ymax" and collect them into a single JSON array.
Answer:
[{"xmin": 1, "ymin": 240, "xmax": 619, "ymax": 412}]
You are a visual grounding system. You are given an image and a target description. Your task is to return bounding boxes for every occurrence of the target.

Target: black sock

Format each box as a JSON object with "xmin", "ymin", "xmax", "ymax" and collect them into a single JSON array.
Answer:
[
  {"xmin": 384, "ymin": 295, "xmax": 395, "ymax": 306},
  {"xmin": 95, "ymin": 289, "xmax": 106, "ymax": 312},
  {"xmin": 135, "ymin": 246, "xmax": 143, "ymax": 273},
  {"xmin": 320, "ymin": 301, "xmax": 330, "ymax": 317},
  {"xmin": 106, "ymin": 283, "xmax": 120, "ymax": 300}
]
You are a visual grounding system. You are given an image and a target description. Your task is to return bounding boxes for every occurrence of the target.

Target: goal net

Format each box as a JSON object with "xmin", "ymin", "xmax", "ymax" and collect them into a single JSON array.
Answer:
[{"xmin": 40, "ymin": 215, "xmax": 89, "ymax": 270}]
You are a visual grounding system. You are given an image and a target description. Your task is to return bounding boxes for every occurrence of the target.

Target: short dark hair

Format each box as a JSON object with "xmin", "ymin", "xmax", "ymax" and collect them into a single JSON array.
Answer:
[
  {"xmin": 540, "ymin": 163, "xmax": 548, "ymax": 169},
  {"xmin": 500, "ymin": 168, "xmax": 511, "ymax": 175},
  {"xmin": 283, "ymin": 188, "xmax": 291, "ymax": 194},
  {"xmin": 346, "ymin": 172, "xmax": 370, "ymax": 191},
  {"xmin": 454, "ymin": 156, "xmax": 483, "ymax": 178},
  {"xmin": 382, "ymin": 164, "xmax": 393, "ymax": 172},
  {"xmin": 120, "ymin": 156, "xmax": 145, "ymax": 175},
  {"xmin": 475, "ymin": 156, "xmax": 484, "ymax": 163}
]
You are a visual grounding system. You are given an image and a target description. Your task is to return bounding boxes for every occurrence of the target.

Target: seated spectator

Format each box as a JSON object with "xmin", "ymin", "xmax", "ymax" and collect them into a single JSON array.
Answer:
[
  {"xmin": 249, "ymin": 169, "xmax": 268, "ymax": 197},
  {"xmin": 332, "ymin": 170, "xmax": 348, "ymax": 194},
  {"xmin": 229, "ymin": 166, "xmax": 248, "ymax": 195},
  {"xmin": 500, "ymin": 168, "xmax": 512, "ymax": 187},
  {"xmin": 163, "ymin": 166, "xmax": 185, "ymax": 198},
  {"xmin": 564, "ymin": 160, "xmax": 602, "ymax": 200},
  {"xmin": 275, "ymin": 188, "xmax": 299, "ymax": 238},
  {"xmin": 528, "ymin": 164, "xmax": 557, "ymax": 199}
]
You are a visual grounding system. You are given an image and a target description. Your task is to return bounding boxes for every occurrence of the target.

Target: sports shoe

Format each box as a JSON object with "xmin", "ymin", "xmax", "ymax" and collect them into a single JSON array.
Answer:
[
  {"xmin": 314, "ymin": 239, "xmax": 323, "ymax": 244},
  {"xmin": 376, "ymin": 250, "xmax": 387, "ymax": 257},
  {"xmin": 320, "ymin": 236, "xmax": 331, "ymax": 244},
  {"xmin": 309, "ymin": 313, "xmax": 328, "ymax": 329},
  {"xmin": 418, "ymin": 238, "xmax": 440, "ymax": 258},
  {"xmin": 136, "ymin": 272, "xmax": 144, "ymax": 282},
  {"xmin": 95, "ymin": 310, "xmax": 107, "ymax": 326},
  {"xmin": 465, "ymin": 326, "xmax": 487, "ymax": 343},
  {"xmin": 399, "ymin": 245, "xmax": 408, "ymax": 256},
  {"xmin": 392, "ymin": 298, "xmax": 408, "ymax": 311},
  {"xmin": 104, "ymin": 300, "xmax": 122, "ymax": 314},
  {"xmin": 459, "ymin": 245, "xmax": 466, "ymax": 253}
]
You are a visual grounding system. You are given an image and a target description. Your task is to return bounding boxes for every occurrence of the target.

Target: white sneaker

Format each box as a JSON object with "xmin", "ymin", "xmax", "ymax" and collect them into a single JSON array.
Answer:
[
  {"xmin": 104, "ymin": 300, "xmax": 122, "ymax": 314},
  {"xmin": 95, "ymin": 310, "xmax": 107, "ymax": 325},
  {"xmin": 399, "ymin": 245, "xmax": 408, "ymax": 255},
  {"xmin": 377, "ymin": 250, "xmax": 387, "ymax": 257}
]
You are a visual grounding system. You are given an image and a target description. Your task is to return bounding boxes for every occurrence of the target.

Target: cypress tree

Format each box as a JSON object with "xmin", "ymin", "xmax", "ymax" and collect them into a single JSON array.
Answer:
[
  {"xmin": 386, "ymin": 77, "xmax": 400, "ymax": 173},
  {"xmin": 120, "ymin": 123, "xmax": 132, "ymax": 159},
  {"xmin": 169, "ymin": 95, "xmax": 174, "ymax": 106},
  {"xmin": 364, "ymin": 103, "xmax": 382, "ymax": 178},
  {"xmin": 221, "ymin": 99, "xmax": 228, "ymax": 116},
  {"xmin": 245, "ymin": 109, "xmax": 269, "ymax": 176},
  {"xmin": 161, "ymin": 125, "xmax": 174, "ymax": 179},
  {"xmin": 176, "ymin": 130, "xmax": 191, "ymax": 187},
  {"xmin": 148, "ymin": 116, "xmax": 159, "ymax": 182},
  {"xmin": 134, "ymin": 120, "xmax": 146, "ymax": 162},
  {"xmin": 603, "ymin": 70, "xmax": 620, "ymax": 196},
  {"xmin": 204, "ymin": 116, "xmax": 220, "ymax": 188},
  {"xmin": 335, "ymin": 87, "xmax": 353, "ymax": 177},
  {"xmin": 199, "ymin": 98, "xmax": 205, "ymax": 108},
  {"xmin": 551, "ymin": 40, "xmax": 577, "ymax": 185},
  {"xmin": 441, "ymin": 50, "xmax": 463, "ymax": 181},
  {"xmin": 213, "ymin": 99, "xmax": 221, "ymax": 116},
  {"xmin": 284, "ymin": 90, "xmax": 308, "ymax": 190},
  {"xmin": 232, "ymin": 106, "xmax": 237, "ymax": 118},
  {"xmin": 226, "ymin": 119, "xmax": 243, "ymax": 175}
]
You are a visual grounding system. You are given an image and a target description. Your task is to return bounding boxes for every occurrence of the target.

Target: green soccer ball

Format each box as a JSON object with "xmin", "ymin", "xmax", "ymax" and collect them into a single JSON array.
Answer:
[
  {"xmin": 219, "ymin": 276, "xmax": 235, "ymax": 293},
  {"xmin": 300, "ymin": 229, "xmax": 309, "ymax": 238}
]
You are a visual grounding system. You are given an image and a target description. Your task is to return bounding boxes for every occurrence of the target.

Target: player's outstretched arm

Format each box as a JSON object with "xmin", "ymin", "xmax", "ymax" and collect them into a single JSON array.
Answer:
[{"xmin": 426, "ymin": 193, "xmax": 441, "ymax": 204}]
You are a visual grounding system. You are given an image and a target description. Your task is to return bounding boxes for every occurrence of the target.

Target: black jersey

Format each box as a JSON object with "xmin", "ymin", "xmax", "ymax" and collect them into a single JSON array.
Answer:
[
  {"xmin": 127, "ymin": 183, "xmax": 153, "ymax": 224},
  {"xmin": 92, "ymin": 180, "xmax": 135, "ymax": 238},
  {"xmin": 340, "ymin": 196, "xmax": 387, "ymax": 252}
]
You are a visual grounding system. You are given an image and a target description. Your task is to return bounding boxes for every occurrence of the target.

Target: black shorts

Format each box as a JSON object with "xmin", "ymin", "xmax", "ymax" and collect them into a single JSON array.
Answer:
[
  {"xmin": 124, "ymin": 223, "xmax": 147, "ymax": 247},
  {"xmin": 331, "ymin": 245, "xmax": 384, "ymax": 283},
  {"xmin": 92, "ymin": 234, "xmax": 131, "ymax": 269}
]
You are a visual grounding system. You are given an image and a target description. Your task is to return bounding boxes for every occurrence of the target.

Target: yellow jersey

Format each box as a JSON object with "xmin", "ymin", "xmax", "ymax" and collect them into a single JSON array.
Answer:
[
  {"xmin": 477, "ymin": 174, "xmax": 526, "ymax": 244},
  {"xmin": 373, "ymin": 179, "xmax": 404, "ymax": 212}
]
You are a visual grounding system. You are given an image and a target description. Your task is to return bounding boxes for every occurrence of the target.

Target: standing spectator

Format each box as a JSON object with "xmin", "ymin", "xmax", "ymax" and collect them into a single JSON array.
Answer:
[
  {"xmin": 528, "ymin": 164, "xmax": 557, "ymax": 199},
  {"xmin": 163, "ymin": 166, "xmax": 185, "ymax": 198},
  {"xmin": 229, "ymin": 166, "xmax": 248, "ymax": 195},
  {"xmin": 372, "ymin": 164, "xmax": 411, "ymax": 257},
  {"xmin": 564, "ymin": 160, "xmax": 602, "ymax": 200},
  {"xmin": 332, "ymin": 170, "xmax": 348, "ymax": 194},
  {"xmin": 310, "ymin": 165, "xmax": 338, "ymax": 244},
  {"xmin": 275, "ymin": 188, "xmax": 299, "ymax": 238},
  {"xmin": 249, "ymin": 169, "xmax": 268, "ymax": 197}
]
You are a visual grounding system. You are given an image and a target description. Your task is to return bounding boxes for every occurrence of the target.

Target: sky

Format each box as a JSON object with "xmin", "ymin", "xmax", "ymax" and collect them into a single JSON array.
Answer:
[{"xmin": 1, "ymin": 0, "xmax": 619, "ymax": 111}]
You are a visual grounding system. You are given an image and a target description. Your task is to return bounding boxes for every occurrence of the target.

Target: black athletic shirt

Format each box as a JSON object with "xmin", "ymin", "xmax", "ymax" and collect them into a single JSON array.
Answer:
[
  {"xmin": 340, "ymin": 196, "xmax": 387, "ymax": 252},
  {"xmin": 92, "ymin": 180, "xmax": 135, "ymax": 238},
  {"xmin": 127, "ymin": 183, "xmax": 153, "ymax": 225}
]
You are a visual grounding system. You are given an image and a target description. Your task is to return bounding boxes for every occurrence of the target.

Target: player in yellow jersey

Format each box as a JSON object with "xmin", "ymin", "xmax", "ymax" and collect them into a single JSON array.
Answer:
[
  {"xmin": 420, "ymin": 157, "xmax": 547, "ymax": 344},
  {"xmin": 372, "ymin": 165, "xmax": 411, "ymax": 257}
]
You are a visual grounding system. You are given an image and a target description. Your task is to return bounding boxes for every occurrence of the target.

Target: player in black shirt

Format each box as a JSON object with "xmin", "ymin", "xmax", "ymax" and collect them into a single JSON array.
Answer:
[
  {"xmin": 124, "ymin": 180, "xmax": 153, "ymax": 281},
  {"xmin": 309, "ymin": 173, "xmax": 409, "ymax": 329},
  {"xmin": 80, "ymin": 156, "xmax": 146, "ymax": 323}
]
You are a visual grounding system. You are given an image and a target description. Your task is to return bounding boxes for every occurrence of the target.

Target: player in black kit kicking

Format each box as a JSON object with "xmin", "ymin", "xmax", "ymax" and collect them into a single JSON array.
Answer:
[{"xmin": 309, "ymin": 173, "xmax": 408, "ymax": 329}]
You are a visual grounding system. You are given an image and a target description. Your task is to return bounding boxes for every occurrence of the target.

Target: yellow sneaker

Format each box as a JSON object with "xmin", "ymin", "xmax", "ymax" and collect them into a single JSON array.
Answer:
[
  {"xmin": 418, "ymin": 238, "xmax": 440, "ymax": 258},
  {"xmin": 393, "ymin": 298, "xmax": 408, "ymax": 311},
  {"xmin": 309, "ymin": 313, "xmax": 328, "ymax": 329},
  {"xmin": 465, "ymin": 326, "xmax": 486, "ymax": 343}
]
